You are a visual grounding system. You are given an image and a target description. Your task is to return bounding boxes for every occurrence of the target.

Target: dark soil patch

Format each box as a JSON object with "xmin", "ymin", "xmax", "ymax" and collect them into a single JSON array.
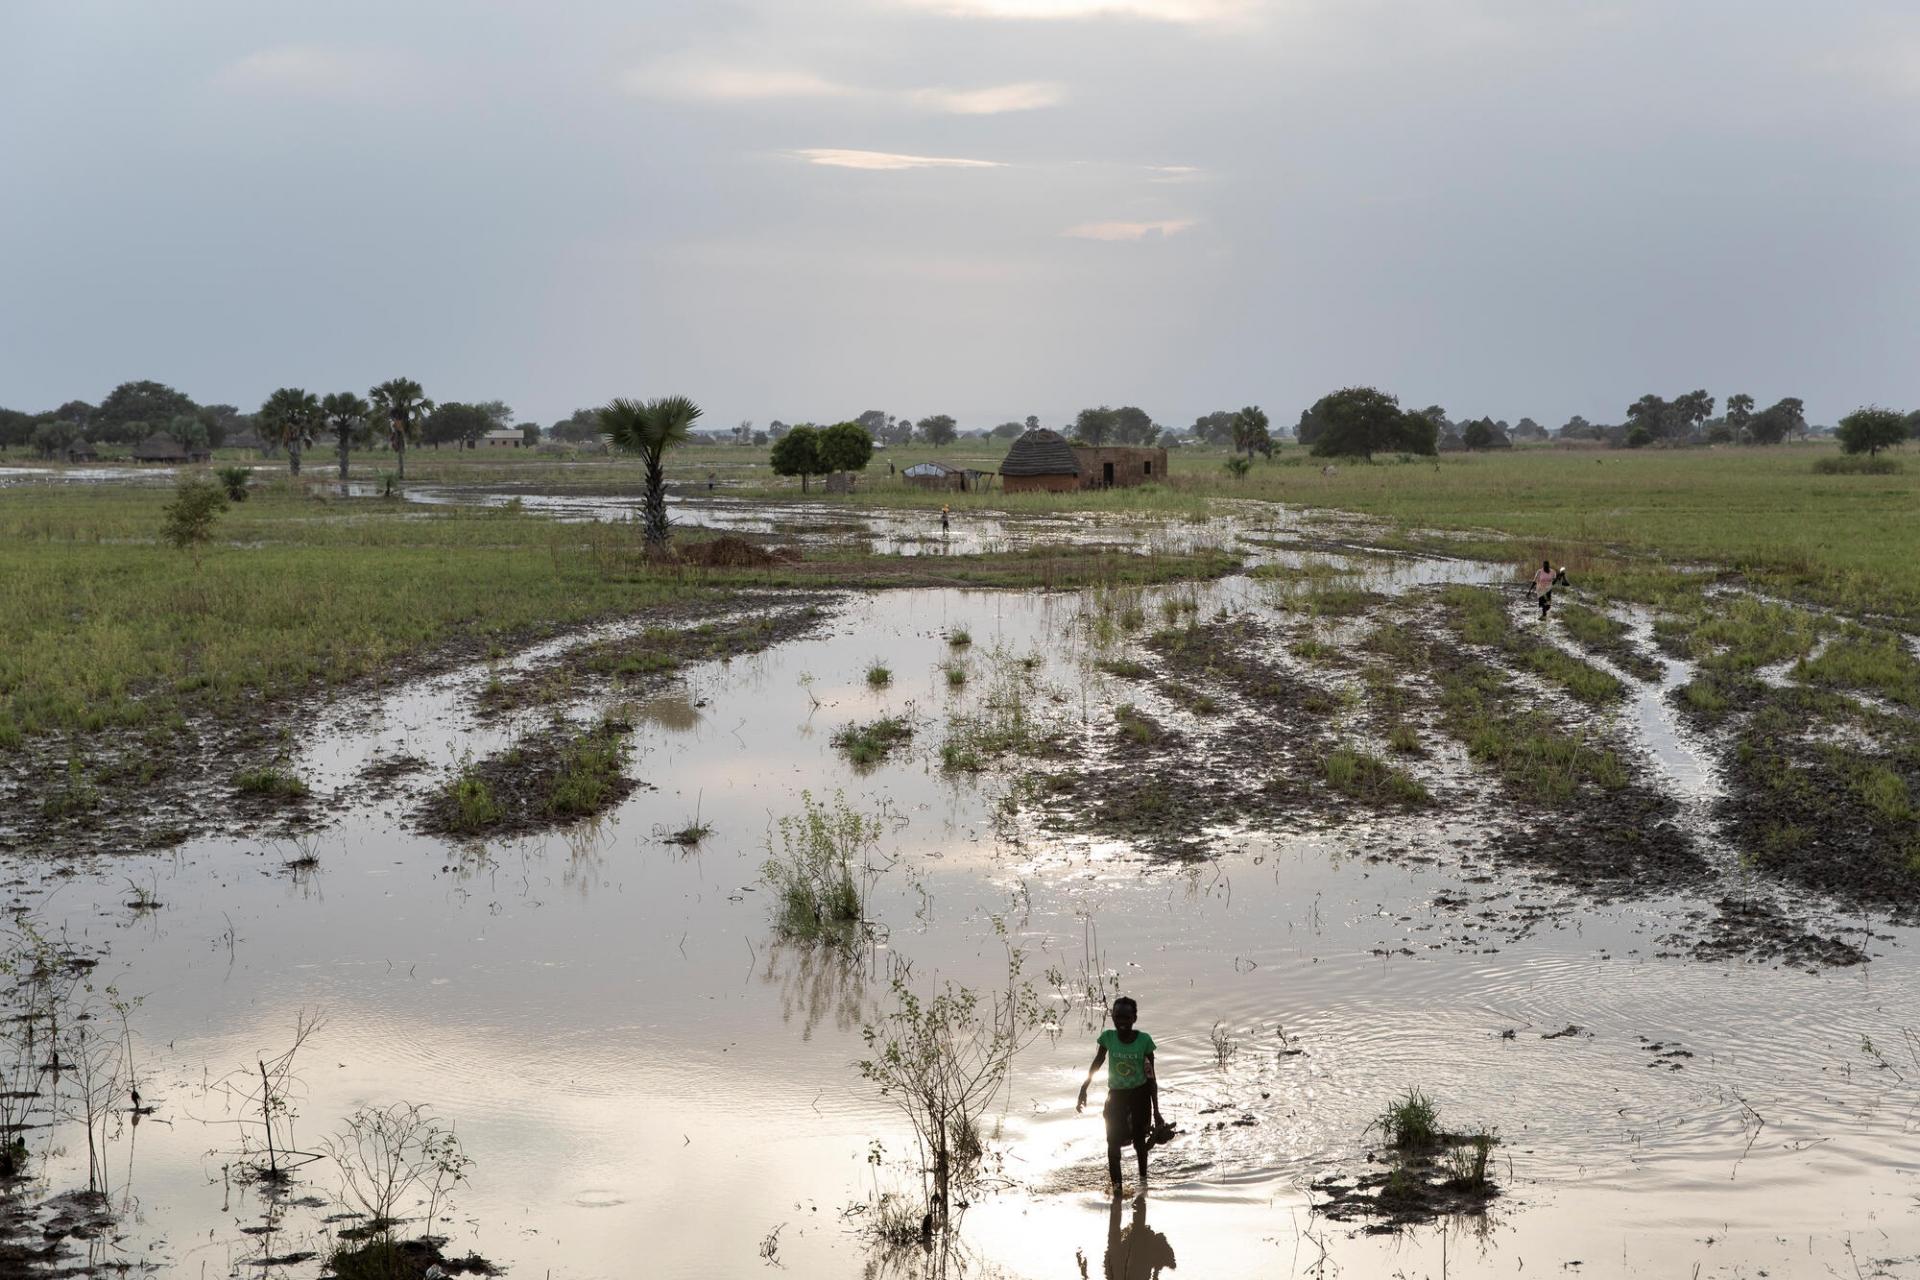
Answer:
[
  {"xmin": 328, "ymin": 1236, "xmax": 499, "ymax": 1278},
  {"xmin": 1679, "ymin": 896, "xmax": 1870, "ymax": 968},
  {"xmin": 1714, "ymin": 689, "xmax": 1920, "ymax": 916},
  {"xmin": 1311, "ymin": 1136, "xmax": 1500, "ymax": 1231},
  {"xmin": 478, "ymin": 596, "xmax": 830, "ymax": 717}
]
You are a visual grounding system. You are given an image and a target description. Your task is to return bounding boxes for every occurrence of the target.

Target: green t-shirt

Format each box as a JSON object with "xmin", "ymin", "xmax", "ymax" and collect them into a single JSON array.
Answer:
[{"xmin": 1098, "ymin": 1028, "xmax": 1155, "ymax": 1091}]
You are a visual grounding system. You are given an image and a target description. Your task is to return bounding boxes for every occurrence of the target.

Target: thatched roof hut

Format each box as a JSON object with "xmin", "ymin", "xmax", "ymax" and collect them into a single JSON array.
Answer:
[
  {"xmin": 132, "ymin": 434, "xmax": 209, "ymax": 463},
  {"xmin": 999, "ymin": 429, "xmax": 1081, "ymax": 492},
  {"xmin": 64, "ymin": 439, "xmax": 98, "ymax": 463}
]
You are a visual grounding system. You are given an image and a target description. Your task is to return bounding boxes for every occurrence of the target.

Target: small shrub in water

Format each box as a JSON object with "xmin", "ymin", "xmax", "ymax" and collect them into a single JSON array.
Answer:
[
  {"xmin": 444, "ymin": 771, "xmax": 502, "ymax": 834},
  {"xmin": 763, "ymin": 790, "xmax": 881, "ymax": 943},
  {"xmin": 947, "ymin": 628, "xmax": 973, "ymax": 648},
  {"xmin": 944, "ymin": 663, "xmax": 967, "ymax": 689},
  {"xmin": 866, "ymin": 662, "xmax": 892, "ymax": 688},
  {"xmin": 1376, "ymin": 1088, "xmax": 1440, "ymax": 1150},
  {"xmin": 234, "ymin": 766, "xmax": 310, "ymax": 800},
  {"xmin": 832, "ymin": 715, "xmax": 913, "ymax": 767},
  {"xmin": 545, "ymin": 721, "xmax": 631, "ymax": 817},
  {"xmin": 1442, "ymin": 1131, "xmax": 1497, "ymax": 1190}
]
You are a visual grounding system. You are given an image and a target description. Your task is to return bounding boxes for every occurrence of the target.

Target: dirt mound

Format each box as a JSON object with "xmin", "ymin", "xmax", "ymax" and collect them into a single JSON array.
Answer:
[{"xmin": 680, "ymin": 536, "xmax": 796, "ymax": 568}]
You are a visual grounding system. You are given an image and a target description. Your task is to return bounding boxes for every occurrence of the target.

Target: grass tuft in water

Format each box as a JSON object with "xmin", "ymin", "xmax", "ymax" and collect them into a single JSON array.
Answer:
[
  {"xmin": 833, "ymin": 715, "xmax": 914, "ymax": 767},
  {"xmin": 233, "ymin": 765, "xmax": 311, "ymax": 800},
  {"xmin": 1375, "ymin": 1088, "xmax": 1440, "ymax": 1150},
  {"xmin": 763, "ymin": 790, "xmax": 881, "ymax": 944},
  {"xmin": 866, "ymin": 661, "xmax": 892, "ymax": 688}
]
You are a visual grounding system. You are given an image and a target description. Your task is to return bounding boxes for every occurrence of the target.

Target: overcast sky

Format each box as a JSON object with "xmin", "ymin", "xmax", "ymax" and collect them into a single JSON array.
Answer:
[{"xmin": 2, "ymin": 0, "xmax": 1916, "ymax": 431}]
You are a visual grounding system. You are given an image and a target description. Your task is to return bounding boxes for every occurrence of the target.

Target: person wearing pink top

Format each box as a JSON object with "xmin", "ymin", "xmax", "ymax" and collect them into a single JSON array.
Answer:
[{"xmin": 1534, "ymin": 559, "xmax": 1569, "ymax": 619}]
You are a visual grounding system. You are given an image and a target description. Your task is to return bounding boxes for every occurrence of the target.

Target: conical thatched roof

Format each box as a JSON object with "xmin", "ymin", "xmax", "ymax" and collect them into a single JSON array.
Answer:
[
  {"xmin": 133, "ymin": 434, "xmax": 188, "ymax": 460},
  {"xmin": 999, "ymin": 428, "xmax": 1080, "ymax": 477}
]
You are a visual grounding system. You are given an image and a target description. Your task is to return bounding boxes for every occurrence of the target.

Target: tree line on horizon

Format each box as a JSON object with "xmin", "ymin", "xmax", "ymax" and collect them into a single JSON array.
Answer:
[{"xmin": 9, "ymin": 380, "xmax": 1918, "ymax": 465}]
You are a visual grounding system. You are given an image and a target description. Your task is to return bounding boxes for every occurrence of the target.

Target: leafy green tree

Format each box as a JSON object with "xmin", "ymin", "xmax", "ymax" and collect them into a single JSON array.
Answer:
[
  {"xmin": 1191, "ymin": 410, "xmax": 1235, "ymax": 447},
  {"xmin": 1461, "ymin": 418, "xmax": 1510, "ymax": 450},
  {"xmin": 0, "ymin": 408, "xmax": 33, "ymax": 449},
  {"xmin": 1905, "ymin": 409, "xmax": 1920, "ymax": 441},
  {"xmin": 769, "ymin": 425, "xmax": 825, "ymax": 492},
  {"xmin": 1558, "ymin": 414, "xmax": 1595, "ymax": 439},
  {"xmin": 1024, "ymin": 415, "xmax": 1040, "ymax": 432},
  {"xmin": 854, "ymin": 409, "xmax": 887, "ymax": 436},
  {"xmin": 164, "ymin": 413, "xmax": 210, "ymax": 452},
  {"xmin": 160, "ymin": 476, "xmax": 228, "ymax": 564},
  {"xmin": 1073, "ymin": 406, "xmax": 1115, "ymax": 446},
  {"xmin": 96, "ymin": 380, "xmax": 197, "ymax": 444},
  {"xmin": 1725, "ymin": 393, "xmax": 1755, "ymax": 441},
  {"xmin": 259, "ymin": 387, "xmax": 320, "ymax": 475},
  {"xmin": 916, "ymin": 414, "xmax": 958, "ymax": 447},
  {"xmin": 1747, "ymin": 397, "xmax": 1804, "ymax": 445},
  {"xmin": 369, "ymin": 378, "xmax": 433, "ymax": 483},
  {"xmin": 1512, "ymin": 417, "xmax": 1547, "ymax": 442},
  {"xmin": 473, "ymin": 400, "xmax": 514, "ymax": 433},
  {"xmin": 1230, "ymin": 405, "xmax": 1272, "ymax": 458},
  {"xmin": 990, "ymin": 421, "xmax": 1025, "ymax": 439},
  {"xmin": 1224, "ymin": 455, "xmax": 1251, "ymax": 480},
  {"xmin": 1305, "ymin": 387, "xmax": 1436, "ymax": 459},
  {"xmin": 1625, "ymin": 424, "xmax": 1653, "ymax": 448},
  {"xmin": 818, "ymin": 422, "xmax": 875, "ymax": 474},
  {"xmin": 1111, "ymin": 406, "xmax": 1156, "ymax": 445},
  {"xmin": 1835, "ymin": 406, "xmax": 1907, "ymax": 457},
  {"xmin": 550, "ymin": 408, "xmax": 603, "ymax": 443},
  {"xmin": 1673, "ymin": 389, "xmax": 1715, "ymax": 432},
  {"xmin": 322, "ymin": 391, "xmax": 372, "ymax": 482},
  {"xmin": 1625, "ymin": 394, "xmax": 1675, "ymax": 443},
  {"xmin": 602, "ymin": 395, "xmax": 702, "ymax": 552},
  {"xmin": 519, "ymin": 422, "xmax": 541, "ymax": 446},
  {"xmin": 29, "ymin": 419, "xmax": 78, "ymax": 458},
  {"xmin": 425, "ymin": 402, "xmax": 493, "ymax": 450}
]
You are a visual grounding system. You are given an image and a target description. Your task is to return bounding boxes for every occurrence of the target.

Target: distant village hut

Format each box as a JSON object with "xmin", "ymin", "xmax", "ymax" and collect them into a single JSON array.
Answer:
[
  {"xmin": 998, "ymin": 428, "xmax": 1082, "ymax": 493},
  {"xmin": 132, "ymin": 433, "xmax": 210, "ymax": 464},
  {"xmin": 480, "ymin": 428, "xmax": 526, "ymax": 449},
  {"xmin": 64, "ymin": 439, "xmax": 98, "ymax": 464},
  {"xmin": 1072, "ymin": 444, "xmax": 1167, "ymax": 489}
]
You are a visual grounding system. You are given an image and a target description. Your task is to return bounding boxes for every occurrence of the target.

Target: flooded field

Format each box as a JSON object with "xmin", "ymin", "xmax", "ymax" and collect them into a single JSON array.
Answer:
[{"xmin": 5, "ymin": 489, "xmax": 1920, "ymax": 1279}]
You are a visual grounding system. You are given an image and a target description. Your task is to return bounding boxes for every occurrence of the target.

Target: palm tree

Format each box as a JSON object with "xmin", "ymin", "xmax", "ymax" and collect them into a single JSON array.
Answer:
[
  {"xmin": 260, "ymin": 388, "xmax": 320, "ymax": 476},
  {"xmin": 1231, "ymin": 405, "xmax": 1272, "ymax": 459},
  {"xmin": 321, "ymin": 391, "xmax": 372, "ymax": 486},
  {"xmin": 601, "ymin": 395, "xmax": 702, "ymax": 552},
  {"xmin": 368, "ymin": 378, "xmax": 433, "ymax": 485}
]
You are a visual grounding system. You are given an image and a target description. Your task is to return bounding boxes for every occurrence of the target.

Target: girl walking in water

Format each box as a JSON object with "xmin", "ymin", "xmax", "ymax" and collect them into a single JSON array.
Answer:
[{"xmin": 1076, "ymin": 996, "xmax": 1165, "ymax": 1196}]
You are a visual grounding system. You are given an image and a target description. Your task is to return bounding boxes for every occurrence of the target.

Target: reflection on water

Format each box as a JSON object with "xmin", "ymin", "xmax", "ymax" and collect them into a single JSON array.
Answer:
[
  {"xmin": 1104, "ymin": 1196, "xmax": 1176, "ymax": 1280},
  {"xmin": 6, "ymin": 547, "xmax": 1919, "ymax": 1278}
]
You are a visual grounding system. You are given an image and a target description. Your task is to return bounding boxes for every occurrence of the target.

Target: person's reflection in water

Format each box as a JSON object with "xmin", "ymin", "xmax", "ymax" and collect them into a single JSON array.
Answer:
[{"xmin": 1104, "ymin": 1194, "xmax": 1176, "ymax": 1279}]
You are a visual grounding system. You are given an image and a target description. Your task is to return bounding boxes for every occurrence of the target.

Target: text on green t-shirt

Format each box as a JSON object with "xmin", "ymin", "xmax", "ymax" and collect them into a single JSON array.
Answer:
[{"xmin": 1098, "ymin": 1028, "xmax": 1155, "ymax": 1090}]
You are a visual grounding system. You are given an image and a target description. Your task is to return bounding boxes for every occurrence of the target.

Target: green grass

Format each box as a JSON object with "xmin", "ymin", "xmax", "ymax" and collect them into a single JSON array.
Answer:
[
  {"xmin": 1376, "ymin": 1089, "xmax": 1440, "ymax": 1150},
  {"xmin": 866, "ymin": 662, "xmax": 893, "ymax": 688},
  {"xmin": 1323, "ymin": 746, "xmax": 1431, "ymax": 806},
  {"xmin": 443, "ymin": 770, "xmax": 503, "ymax": 834},
  {"xmin": 763, "ymin": 790, "xmax": 877, "ymax": 943},
  {"xmin": 232, "ymin": 765, "xmax": 311, "ymax": 800},
  {"xmin": 1096, "ymin": 658, "xmax": 1152, "ymax": 679},
  {"xmin": 546, "ymin": 719, "xmax": 632, "ymax": 817},
  {"xmin": 832, "ymin": 715, "xmax": 914, "ymax": 766},
  {"xmin": 0, "ymin": 481, "xmax": 717, "ymax": 743},
  {"xmin": 1387, "ymin": 723, "xmax": 1421, "ymax": 754},
  {"xmin": 1114, "ymin": 703, "xmax": 1162, "ymax": 746},
  {"xmin": 1795, "ymin": 628, "xmax": 1920, "ymax": 708},
  {"xmin": 1438, "ymin": 659, "xmax": 1628, "ymax": 801},
  {"xmin": 1440, "ymin": 585, "xmax": 1624, "ymax": 705}
]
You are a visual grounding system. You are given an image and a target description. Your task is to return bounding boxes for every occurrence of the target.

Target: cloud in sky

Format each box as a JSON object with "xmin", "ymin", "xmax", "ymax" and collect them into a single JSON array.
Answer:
[
  {"xmin": 910, "ymin": 81, "xmax": 1066, "ymax": 113},
  {"xmin": 624, "ymin": 62, "xmax": 856, "ymax": 102},
  {"xmin": 6, "ymin": 1, "xmax": 1918, "ymax": 433},
  {"xmin": 213, "ymin": 43, "xmax": 420, "ymax": 100},
  {"xmin": 626, "ymin": 59, "xmax": 1063, "ymax": 114},
  {"xmin": 892, "ymin": 0, "xmax": 1250, "ymax": 20},
  {"xmin": 792, "ymin": 148, "xmax": 1006, "ymax": 169},
  {"xmin": 1064, "ymin": 218, "xmax": 1198, "ymax": 241}
]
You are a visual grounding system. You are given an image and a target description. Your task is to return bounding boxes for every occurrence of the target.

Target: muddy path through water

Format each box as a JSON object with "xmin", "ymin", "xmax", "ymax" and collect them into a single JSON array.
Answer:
[{"xmin": 5, "ymin": 502, "xmax": 1920, "ymax": 1278}]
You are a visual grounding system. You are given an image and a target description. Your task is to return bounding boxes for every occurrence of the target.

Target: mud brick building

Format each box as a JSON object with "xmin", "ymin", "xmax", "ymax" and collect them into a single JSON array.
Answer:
[{"xmin": 998, "ymin": 428, "xmax": 1168, "ymax": 492}]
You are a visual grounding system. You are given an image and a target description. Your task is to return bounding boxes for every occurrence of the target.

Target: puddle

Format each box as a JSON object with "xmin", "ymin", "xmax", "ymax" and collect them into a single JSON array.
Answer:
[
  {"xmin": 7, "ymin": 483, "xmax": 1912, "ymax": 1280},
  {"xmin": 6, "ymin": 517, "xmax": 1918, "ymax": 1278}
]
